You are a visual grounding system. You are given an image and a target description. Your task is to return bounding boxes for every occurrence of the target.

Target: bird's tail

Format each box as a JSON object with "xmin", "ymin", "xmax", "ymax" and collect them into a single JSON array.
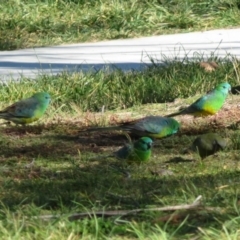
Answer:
[
  {"xmin": 164, "ymin": 111, "xmax": 182, "ymax": 118},
  {"xmin": 80, "ymin": 125, "xmax": 122, "ymax": 132},
  {"xmin": 0, "ymin": 112, "xmax": 10, "ymax": 119},
  {"xmin": 165, "ymin": 106, "xmax": 188, "ymax": 118}
]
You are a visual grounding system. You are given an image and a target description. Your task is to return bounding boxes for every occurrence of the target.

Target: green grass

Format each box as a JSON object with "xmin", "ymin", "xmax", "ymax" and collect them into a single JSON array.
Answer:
[
  {"xmin": 0, "ymin": 56, "xmax": 239, "ymax": 112},
  {"xmin": 1, "ymin": 0, "xmax": 240, "ymax": 50},
  {"xmin": 1, "ymin": 0, "xmax": 240, "ymax": 238},
  {"xmin": 1, "ymin": 110, "xmax": 240, "ymax": 239},
  {"xmin": 0, "ymin": 59, "xmax": 240, "ymax": 239}
]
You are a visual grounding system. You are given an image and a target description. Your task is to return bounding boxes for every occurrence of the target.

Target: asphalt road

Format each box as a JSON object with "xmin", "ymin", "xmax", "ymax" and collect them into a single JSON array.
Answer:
[{"xmin": 0, "ymin": 28, "xmax": 240, "ymax": 81}]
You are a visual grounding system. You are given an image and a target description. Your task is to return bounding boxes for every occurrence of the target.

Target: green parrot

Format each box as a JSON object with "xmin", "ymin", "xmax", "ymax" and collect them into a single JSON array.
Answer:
[
  {"xmin": 0, "ymin": 92, "xmax": 51, "ymax": 124},
  {"xmin": 191, "ymin": 133, "xmax": 227, "ymax": 159},
  {"xmin": 93, "ymin": 137, "xmax": 153, "ymax": 178},
  {"xmin": 112, "ymin": 136, "xmax": 153, "ymax": 164},
  {"xmin": 84, "ymin": 116, "xmax": 180, "ymax": 139},
  {"xmin": 165, "ymin": 82, "xmax": 231, "ymax": 118}
]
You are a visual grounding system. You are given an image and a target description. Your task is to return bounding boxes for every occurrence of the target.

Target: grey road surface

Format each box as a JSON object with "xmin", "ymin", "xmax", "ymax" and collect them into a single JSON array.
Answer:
[{"xmin": 0, "ymin": 28, "xmax": 239, "ymax": 81}]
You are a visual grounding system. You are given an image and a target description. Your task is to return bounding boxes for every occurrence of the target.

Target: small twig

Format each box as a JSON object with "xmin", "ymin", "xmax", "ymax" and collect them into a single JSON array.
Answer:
[
  {"xmin": 193, "ymin": 195, "xmax": 202, "ymax": 203},
  {"xmin": 24, "ymin": 159, "xmax": 35, "ymax": 169},
  {"xmin": 31, "ymin": 195, "xmax": 203, "ymax": 221},
  {"xmin": 106, "ymin": 191, "xmax": 133, "ymax": 199},
  {"xmin": 216, "ymin": 181, "xmax": 240, "ymax": 190}
]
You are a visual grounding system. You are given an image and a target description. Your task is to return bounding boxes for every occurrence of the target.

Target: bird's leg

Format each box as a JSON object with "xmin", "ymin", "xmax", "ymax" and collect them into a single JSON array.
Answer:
[
  {"xmin": 14, "ymin": 123, "xmax": 29, "ymax": 134},
  {"xmin": 192, "ymin": 116, "xmax": 198, "ymax": 126},
  {"xmin": 212, "ymin": 114, "xmax": 218, "ymax": 125}
]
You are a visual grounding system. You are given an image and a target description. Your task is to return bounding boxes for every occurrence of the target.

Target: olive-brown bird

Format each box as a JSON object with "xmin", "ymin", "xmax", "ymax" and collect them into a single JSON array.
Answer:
[{"xmin": 191, "ymin": 133, "xmax": 227, "ymax": 159}]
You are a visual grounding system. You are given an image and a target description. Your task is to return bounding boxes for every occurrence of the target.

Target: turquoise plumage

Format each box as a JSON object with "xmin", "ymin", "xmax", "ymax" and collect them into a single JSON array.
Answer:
[
  {"xmin": 0, "ymin": 92, "xmax": 51, "ymax": 124},
  {"xmin": 83, "ymin": 116, "xmax": 180, "ymax": 139},
  {"xmin": 112, "ymin": 137, "xmax": 153, "ymax": 163}
]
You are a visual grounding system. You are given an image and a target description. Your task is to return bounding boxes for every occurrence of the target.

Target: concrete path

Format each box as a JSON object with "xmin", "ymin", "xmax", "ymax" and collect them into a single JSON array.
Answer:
[{"xmin": 0, "ymin": 28, "xmax": 240, "ymax": 81}]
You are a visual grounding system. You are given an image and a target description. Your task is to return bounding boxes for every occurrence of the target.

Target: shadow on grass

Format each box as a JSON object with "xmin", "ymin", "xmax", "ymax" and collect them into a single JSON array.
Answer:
[
  {"xmin": 1, "ymin": 160, "xmax": 239, "ymax": 208},
  {"xmin": 165, "ymin": 156, "xmax": 194, "ymax": 163},
  {"xmin": 0, "ymin": 122, "xmax": 240, "ymax": 236},
  {"xmin": 0, "ymin": 121, "xmax": 225, "ymax": 162},
  {"xmin": 0, "ymin": 124, "xmax": 238, "ymax": 208},
  {"xmin": 1, "ymin": 160, "xmax": 240, "ymax": 236}
]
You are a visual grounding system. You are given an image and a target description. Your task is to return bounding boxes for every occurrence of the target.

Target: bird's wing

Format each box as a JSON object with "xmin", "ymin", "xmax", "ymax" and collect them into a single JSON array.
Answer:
[
  {"xmin": 1, "ymin": 98, "xmax": 39, "ymax": 118},
  {"xmin": 114, "ymin": 144, "xmax": 132, "ymax": 160},
  {"xmin": 184, "ymin": 95, "xmax": 210, "ymax": 113},
  {"xmin": 131, "ymin": 116, "xmax": 169, "ymax": 134},
  {"xmin": 216, "ymin": 138, "xmax": 227, "ymax": 149}
]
